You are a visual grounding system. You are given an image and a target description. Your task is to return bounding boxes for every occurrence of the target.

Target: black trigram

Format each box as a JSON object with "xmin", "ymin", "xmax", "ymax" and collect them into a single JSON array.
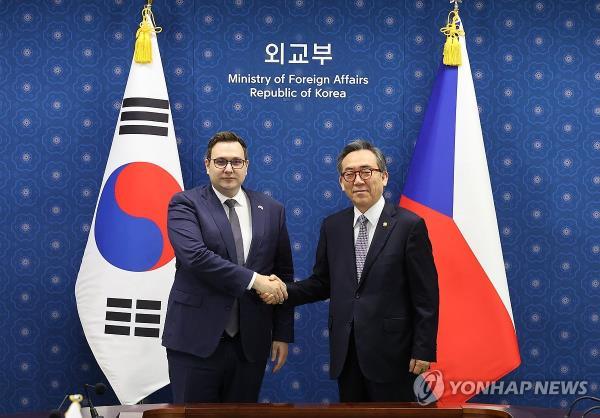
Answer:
[
  {"xmin": 104, "ymin": 298, "xmax": 162, "ymax": 338},
  {"xmin": 118, "ymin": 97, "xmax": 169, "ymax": 137}
]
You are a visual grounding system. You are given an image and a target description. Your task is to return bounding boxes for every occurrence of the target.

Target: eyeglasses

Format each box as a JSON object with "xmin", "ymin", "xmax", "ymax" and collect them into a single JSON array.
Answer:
[
  {"xmin": 210, "ymin": 158, "xmax": 247, "ymax": 170},
  {"xmin": 341, "ymin": 168, "xmax": 382, "ymax": 183}
]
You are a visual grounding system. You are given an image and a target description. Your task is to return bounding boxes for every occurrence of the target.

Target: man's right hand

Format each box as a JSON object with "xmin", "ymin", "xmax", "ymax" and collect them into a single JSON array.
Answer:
[{"xmin": 252, "ymin": 274, "xmax": 287, "ymax": 303}]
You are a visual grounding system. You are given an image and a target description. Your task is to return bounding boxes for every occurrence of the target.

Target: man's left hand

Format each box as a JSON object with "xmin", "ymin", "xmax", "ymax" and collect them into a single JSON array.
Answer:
[
  {"xmin": 271, "ymin": 341, "xmax": 288, "ymax": 373},
  {"xmin": 409, "ymin": 358, "xmax": 430, "ymax": 375}
]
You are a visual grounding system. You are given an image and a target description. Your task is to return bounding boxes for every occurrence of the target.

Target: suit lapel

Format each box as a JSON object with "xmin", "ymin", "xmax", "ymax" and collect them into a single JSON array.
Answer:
[
  {"xmin": 359, "ymin": 202, "xmax": 397, "ymax": 287},
  {"xmin": 202, "ymin": 186, "xmax": 237, "ymax": 263},
  {"xmin": 245, "ymin": 189, "xmax": 264, "ymax": 267},
  {"xmin": 335, "ymin": 208, "xmax": 357, "ymax": 288}
]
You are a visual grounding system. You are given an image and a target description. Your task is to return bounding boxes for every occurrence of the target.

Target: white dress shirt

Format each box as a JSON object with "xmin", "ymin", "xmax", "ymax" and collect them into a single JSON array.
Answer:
[
  {"xmin": 353, "ymin": 196, "xmax": 386, "ymax": 251},
  {"xmin": 212, "ymin": 186, "xmax": 256, "ymax": 289}
]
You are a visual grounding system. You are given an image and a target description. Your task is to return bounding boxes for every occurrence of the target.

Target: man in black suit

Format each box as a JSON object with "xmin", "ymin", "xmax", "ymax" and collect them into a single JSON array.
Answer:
[
  {"xmin": 262, "ymin": 140, "xmax": 439, "ymax": 402},
  {"xmin": 163, "ymin": 131, "xmax": 293, "ymax": 403}
]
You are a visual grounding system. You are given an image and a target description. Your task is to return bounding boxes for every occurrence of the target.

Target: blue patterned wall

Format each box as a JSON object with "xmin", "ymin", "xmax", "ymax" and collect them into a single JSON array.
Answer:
[{"xmin": 1, "ymin": 0, "xmax": 600, "ymax": 413}]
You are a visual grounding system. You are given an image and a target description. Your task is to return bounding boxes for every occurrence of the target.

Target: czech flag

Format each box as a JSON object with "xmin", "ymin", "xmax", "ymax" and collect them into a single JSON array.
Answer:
[{"xmin": 400, "ymin": 22, "xmax": 521, "ymax": 404}]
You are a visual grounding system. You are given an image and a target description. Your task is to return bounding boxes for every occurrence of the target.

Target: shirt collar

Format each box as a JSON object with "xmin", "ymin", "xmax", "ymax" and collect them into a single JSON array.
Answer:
[
  {"xmin": 354, "ymin": 196, "xmax": 385, "ymax": 228},
  {"xmin": 212, "ymin": 186, "xmax": 247, "ymax": 208}
]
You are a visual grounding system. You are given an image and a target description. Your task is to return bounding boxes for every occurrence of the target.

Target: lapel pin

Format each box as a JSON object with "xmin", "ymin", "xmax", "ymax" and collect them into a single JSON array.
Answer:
[
  {"xmin": 383, "ymin": 222, "xmax": 388, "ymax": 228},
  {"xmin": 258, "ymin": 205, "xmax": 264, "ymax": 210}
]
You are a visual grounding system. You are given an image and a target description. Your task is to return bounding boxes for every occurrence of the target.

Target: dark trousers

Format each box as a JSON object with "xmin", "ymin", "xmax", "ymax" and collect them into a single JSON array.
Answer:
[
  {"xmin": 167, "ymin": 334, "xmax": 267, "ymax": 403},
  {"xmin": 338, "ymin": 328, "xmax": 417, "ymax": 402}
]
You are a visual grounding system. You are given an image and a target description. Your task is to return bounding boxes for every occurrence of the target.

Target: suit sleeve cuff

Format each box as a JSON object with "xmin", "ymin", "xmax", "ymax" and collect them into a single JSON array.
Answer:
[{"xmin": 247, "ymin": 272, "xmax": 257, "ymax": 290}]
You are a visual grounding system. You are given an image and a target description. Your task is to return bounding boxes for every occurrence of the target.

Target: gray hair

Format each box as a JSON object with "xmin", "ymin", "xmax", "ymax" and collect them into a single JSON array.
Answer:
[{"xmin": 336, "ymin": 140, "xmax": 387, "ymax": 174}]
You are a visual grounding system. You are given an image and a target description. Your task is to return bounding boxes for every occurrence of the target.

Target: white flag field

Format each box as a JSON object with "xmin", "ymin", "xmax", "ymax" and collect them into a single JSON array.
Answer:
[{"xmin": 75, "ymin": 22, "xmax": 183, "ymax": 404}]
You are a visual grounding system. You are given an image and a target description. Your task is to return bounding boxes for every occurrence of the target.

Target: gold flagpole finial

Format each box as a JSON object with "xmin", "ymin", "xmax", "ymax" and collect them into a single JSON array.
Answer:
[
  {"xmin": 440, "ymin": 0, "xmax": 465, "ymax": 66},
  {"xmin": 133, "ymin": 0, "xmax": 162, "ymax": 64}
]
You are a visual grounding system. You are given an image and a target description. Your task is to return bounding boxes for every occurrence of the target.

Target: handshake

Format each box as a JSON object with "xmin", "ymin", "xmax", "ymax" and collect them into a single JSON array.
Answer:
[{"xmin": 252, "ymin": 274, "xmax": 288, "ymax": 305}]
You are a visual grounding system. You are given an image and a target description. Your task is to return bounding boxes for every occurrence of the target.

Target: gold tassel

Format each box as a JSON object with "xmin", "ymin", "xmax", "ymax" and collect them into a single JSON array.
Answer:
[
  {"xmin": 440, "ymin": 10, "xmax": 465, "ymax": 66},
  {"xmin": 134, "ymin": 2, "xmax": 162, "ymax": 64}
]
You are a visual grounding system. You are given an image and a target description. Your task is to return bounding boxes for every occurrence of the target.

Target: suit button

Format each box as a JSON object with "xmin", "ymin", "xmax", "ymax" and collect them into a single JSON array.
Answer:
[
  {"xmin": 355, "ymin": 293, "xmax": 360, "ymax": 299},
  {"xmin": 225, "ymin": 306, "xmax": 231, "ymax": 311}
]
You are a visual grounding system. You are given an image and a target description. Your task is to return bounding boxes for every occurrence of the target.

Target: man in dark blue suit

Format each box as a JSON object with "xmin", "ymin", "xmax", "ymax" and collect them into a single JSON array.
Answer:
[
  {"xmin": 162, "ymin": 131, "xmax": 293, "ymax": 403},
  {"xmin": 263, "ymin": 140, "xmax": 439, "ymax": 402}
]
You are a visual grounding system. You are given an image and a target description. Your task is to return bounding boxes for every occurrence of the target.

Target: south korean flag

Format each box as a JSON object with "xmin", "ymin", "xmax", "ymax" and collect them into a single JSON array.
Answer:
[{"xmin": 75, "ymin": 11, "xmax": 183, "ymax": 404}]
